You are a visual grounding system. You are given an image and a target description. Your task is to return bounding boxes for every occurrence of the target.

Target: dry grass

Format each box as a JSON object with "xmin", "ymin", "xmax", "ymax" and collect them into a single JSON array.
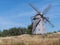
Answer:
[{"xmin": 0, "ymin": 34, "xmax": 60, "ymax": 45}]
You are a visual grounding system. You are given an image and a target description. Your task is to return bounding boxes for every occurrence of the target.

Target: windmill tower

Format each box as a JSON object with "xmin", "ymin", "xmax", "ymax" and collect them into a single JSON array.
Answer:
[{"xmin": 29, "ymin": 3, "xmax": 54, "ymax": 34}]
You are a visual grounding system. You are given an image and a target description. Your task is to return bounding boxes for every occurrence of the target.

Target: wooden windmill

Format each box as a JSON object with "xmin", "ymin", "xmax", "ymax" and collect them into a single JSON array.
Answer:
[{"xmin": 29, "ymin": 3, "xmax": 54, "ymax": 34}]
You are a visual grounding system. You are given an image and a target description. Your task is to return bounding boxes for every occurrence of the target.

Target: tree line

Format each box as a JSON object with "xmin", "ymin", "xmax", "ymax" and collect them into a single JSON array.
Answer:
[
  {"xmin": 0, "ymin": 24, "xmax": 60, "ymax": 37},
  {"xmin": 0, "ymin": 24, "xmax": 32, "ymax": 37}
]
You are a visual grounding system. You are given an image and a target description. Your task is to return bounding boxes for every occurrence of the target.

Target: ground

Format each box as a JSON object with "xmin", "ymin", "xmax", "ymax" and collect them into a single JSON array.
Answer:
[{"xmin": 0, "ymin": 33, "xmax": 60, "ymax": 45}]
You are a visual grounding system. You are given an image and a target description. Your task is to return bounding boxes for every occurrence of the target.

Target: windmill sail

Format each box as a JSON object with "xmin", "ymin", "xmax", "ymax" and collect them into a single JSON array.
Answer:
[
  {"xmin": 42, "ymin": 4, "xmax": 52, "ymax": 15},
  {"xmin": 44, "ymin": 17, "xmax": 54, "ymax": 27},
  {"xmin": 29, "ymin": 3, "xmax": 41, "ymax": 14}
]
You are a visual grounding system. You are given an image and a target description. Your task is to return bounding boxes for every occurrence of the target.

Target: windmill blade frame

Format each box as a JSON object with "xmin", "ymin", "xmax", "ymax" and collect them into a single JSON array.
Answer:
[
  {"xmin": 42, "ymin": 4, "xmax": 52, "ymax": 15},
  {"xmin": 29, "ymin": 3, "xmax": 41, "ymax": 14},
  {"xmin": 44, "ymin": 17, "xmax": 54, "ymax": 27}
]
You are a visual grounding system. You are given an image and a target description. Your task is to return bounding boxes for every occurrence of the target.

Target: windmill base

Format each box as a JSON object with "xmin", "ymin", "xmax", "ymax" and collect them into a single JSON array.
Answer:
[
  {"xmin": 32, "ymin": 29, "xmax": 47, "ymax": 35},
  {"xmin": 32, "ymin": 32, "xmax": 47, "ymax": 35}
]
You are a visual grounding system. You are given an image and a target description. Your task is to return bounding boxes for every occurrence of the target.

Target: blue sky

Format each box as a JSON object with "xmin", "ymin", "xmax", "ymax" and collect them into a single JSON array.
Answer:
[{"xmin": 0, "ymin": 0, "xmax": 60, "ymax": 32}]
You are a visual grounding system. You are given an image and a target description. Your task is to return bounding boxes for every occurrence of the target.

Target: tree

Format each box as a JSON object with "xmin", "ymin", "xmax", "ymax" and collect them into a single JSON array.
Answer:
[
  {"xmin": 53, "ymin": 31, "xmax": 57, "ymax": 33},
  {"xmin": 2, "ymin": 30, "xmax": 9, "ymax": 36},
  {"xmin": 8, "ymin": 27, "xmax": 21, "ymax": 36},
  {"xmin": 0, "ymin": 24, "xmax": 33, "ymax": 37},
  {"xmin": 27, "ymin": 24, "xmax": 32, "ymax": 34},
  {"xmin": 0, "ymin": 31, "xmax": 2, "ymax": 36}
]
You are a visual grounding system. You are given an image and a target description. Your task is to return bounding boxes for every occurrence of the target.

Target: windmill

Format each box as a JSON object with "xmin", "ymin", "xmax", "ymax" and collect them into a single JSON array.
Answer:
[{"xmin": 29, "ymin": 3, "xmax": 54, "ymax": 34}]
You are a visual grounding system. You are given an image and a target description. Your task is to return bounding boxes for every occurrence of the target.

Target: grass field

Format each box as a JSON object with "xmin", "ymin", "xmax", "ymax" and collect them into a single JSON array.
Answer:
[{"xmin": 0, "ymin": 33, "xmax": 60, "ymax": 45}]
